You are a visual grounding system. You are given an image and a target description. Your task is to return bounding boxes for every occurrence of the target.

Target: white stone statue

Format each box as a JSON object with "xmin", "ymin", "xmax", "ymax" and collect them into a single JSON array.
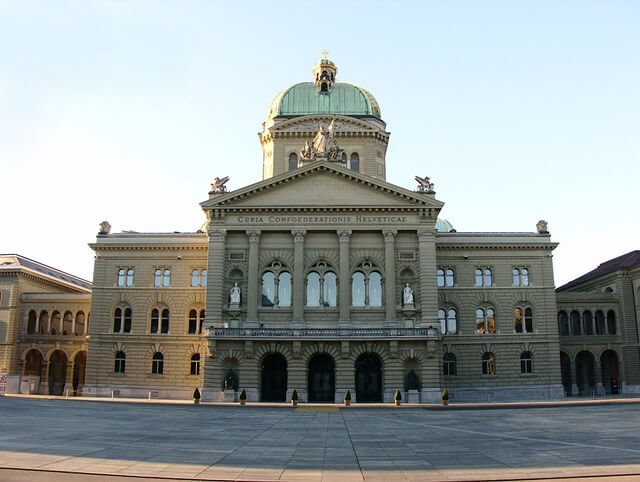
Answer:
[
  {"xmin": 229, "ymin": 282, "xmax": 241, "ymax": 305},
  {"xmin": 403, "ymin": 283, "xmax": 414, "ymax": 306},
  {"xmin": 313, "ymin": 126, "xmax": 328, "ymax": 153}
]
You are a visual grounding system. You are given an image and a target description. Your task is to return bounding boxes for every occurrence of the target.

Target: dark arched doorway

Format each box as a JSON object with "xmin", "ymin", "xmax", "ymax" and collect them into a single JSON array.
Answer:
[
  {"xmin": 355, "ymin": 353, "xmax": 382, "ymax": 402},
  {"xmin": 600, "ymin": 350, "xmax": 619, "ymax": 394},
  {"xmin": 24, "ymin": 349, "xmax": 43, "ymax": 377},
  {"xmin": 308, "ymin": 354, "xmax": 335, "ymax": 402},
  {"xmin": 48, "ymin": 350, "xmax": 68, "ymax": 395},
  {"xmin": 560, "ymin": 351, "xmax": 572, "ymax": 396},
  {"xmin": 261, "ymin": 353, "xmax": 287, "ymax": 402},
  {"xmin": 72, "ymin": 351, "xmax": 87, "ymax": 395},
  {"xmin": 575, "ymin": 350, "xmax": 595, "ymax": 396}
]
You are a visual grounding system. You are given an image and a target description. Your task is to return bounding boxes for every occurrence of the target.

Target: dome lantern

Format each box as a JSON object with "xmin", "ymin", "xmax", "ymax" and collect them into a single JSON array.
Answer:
[{"xmin": 312, "ymin": 50, "xmax": 337, "ymax": 94}]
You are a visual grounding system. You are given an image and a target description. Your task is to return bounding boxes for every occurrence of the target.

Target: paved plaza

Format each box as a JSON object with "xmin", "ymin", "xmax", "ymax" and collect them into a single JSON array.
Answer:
[{"xmin": 0, "ymin": 397, "xmax": 640, "ymax": 481}]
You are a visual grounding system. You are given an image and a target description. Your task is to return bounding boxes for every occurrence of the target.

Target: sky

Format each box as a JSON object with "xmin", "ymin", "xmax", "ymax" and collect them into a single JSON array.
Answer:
[{"xmin": 1, "ymin": 0, "xmax": 638, "ymax": 286}]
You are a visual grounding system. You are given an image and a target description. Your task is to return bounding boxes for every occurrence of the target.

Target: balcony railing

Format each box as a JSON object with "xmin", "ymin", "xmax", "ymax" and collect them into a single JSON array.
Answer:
[{"xmin": 210, "ymin": 327, "xmax": 440, "ymax": 339}]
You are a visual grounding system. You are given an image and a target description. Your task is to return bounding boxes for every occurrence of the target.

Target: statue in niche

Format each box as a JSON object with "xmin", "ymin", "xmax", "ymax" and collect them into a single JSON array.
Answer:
[
  {"xmin": 403, "ymin": 283, "xmax": 414, "ymax": 306},
  {"xmin": 229, "ymin": 282, "xmax": 241, "ymax": 305},
  {"xmin": 404, "ymin": 370, "xmax": 420, "ymax": 391},
  {"xmin": 223, "ymin": 369, "xmax": 238, "ymax": 391}
]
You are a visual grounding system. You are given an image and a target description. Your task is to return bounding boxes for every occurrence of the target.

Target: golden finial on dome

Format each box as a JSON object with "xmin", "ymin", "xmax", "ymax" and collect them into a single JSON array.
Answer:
[{"xmin": 321, "ymin": 49, "xmax": 329, "ymax": 59}]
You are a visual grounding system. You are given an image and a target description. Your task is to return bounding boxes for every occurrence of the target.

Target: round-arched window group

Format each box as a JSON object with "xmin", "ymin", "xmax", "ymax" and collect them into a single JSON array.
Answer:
[
  {"xmin": 557, "ymin": 309, "xmax": 616, "ymax": 336},
  {"xmin": 437, "ymin": 305, "xmax": 535, "ymax": 335}
]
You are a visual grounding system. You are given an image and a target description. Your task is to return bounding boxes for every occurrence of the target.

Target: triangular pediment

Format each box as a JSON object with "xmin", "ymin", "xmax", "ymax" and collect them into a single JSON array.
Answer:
[
  {"xmin": 269, "ymin": 115, "xmax": 378, "ymax": 133},
  {"xmin": 201, "ymin": 162, "xmax": 443, "ymax": 211}
]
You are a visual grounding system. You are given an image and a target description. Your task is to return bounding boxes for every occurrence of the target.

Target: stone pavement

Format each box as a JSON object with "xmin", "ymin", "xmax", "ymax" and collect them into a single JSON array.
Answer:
[{"xmin": 0, "ymin": 397, "xmax": 640, "ymax": 481}]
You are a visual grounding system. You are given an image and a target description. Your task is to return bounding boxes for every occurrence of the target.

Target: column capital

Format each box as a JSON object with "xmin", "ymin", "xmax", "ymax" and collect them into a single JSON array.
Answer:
[
  {"xmin": 246, "ymin": 230, "xmax": 261, "ymax": 243},
  {"xmin": 382, "ymin": 229, "xmax": 397, "ymax": 242},
  {"xmin": 417, "ymin": 229, "xmax": 435, "ymax": 241},
  {"xmin": 209, "ymin": 229, "xmax": 226, "ymax": 243},
  {"xmin": 291, "ymin": 229, "xmax": 306, "ymax": 242},
  {"xmin": 337, "ymin": 229, "xmax": 352, "ymax": 242}
]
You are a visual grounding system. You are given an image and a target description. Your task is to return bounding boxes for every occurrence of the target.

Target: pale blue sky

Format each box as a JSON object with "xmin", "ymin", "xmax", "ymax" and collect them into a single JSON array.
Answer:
[{"xmin": 1, "ymin": 1, "xmax": 638, "ymax": 285}]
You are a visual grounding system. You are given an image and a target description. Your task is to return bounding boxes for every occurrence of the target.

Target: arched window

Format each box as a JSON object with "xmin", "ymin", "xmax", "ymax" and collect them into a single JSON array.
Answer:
[
  {"xmin": 482, "ymin": 352, "xmax": 495, "ymax": 375},
  {"xmin": 154, "ymin": 269, "xmax": 162, "ymax": 287},
  {"xmin": 62, "ymin": 311, "xmax": 73, "ymax": 335},
  {"xmin": 438, "ymin": 308, "xmax": 457, "ymax": 335},
  {"xmin": 443, "ymin": 353, "xmax": 457, "ymax": 376},
  {"xmin": 437, "ymin": 268, "xmax": 455, "ymax": 287},
  {"xmin": 201, "ymin": 270, "xmax": 207, "ymax": 287},
  {"xmin": 570, "ymin": 310, "xmax": 581, "ymax": 335},
  {"xmin": 607, "ymin": 310, "xmax": 616, "ymax": 335},
  {"xmin": 38, "ymin": 310, "xmax": 48, "ymax": 335},
  {"xmin": 75, "ymin": 311, "xmax": 85, "ymax": 335},
  {"xmin": 306, "ymin": 261, "xmax": 337, "ymax": 307},
  {"xmin": 114, "ymin": 351, "xmax": 126, "ymax": 373},
  {"xmin": 188, "ymin": 309, "xmax": 205, "ymax": 335},
  {"xmin": 558, "ymin": 311, "xmax": 569, "ymax": 336},
  {"xmin": 520, "ymin": 351, "xmax": 533, "ymax": 374},
  {"xmin": 582, "ymin": 310, "xmax": 594, "ymax": 335},
  {"xmin": 117, "ymin": 269, "xmax": 125, "ymax": 286},
  {"xmin": 595, "ymin": 310, "xmax": 605, "ymax": 335},
  {"xmin": 27, "ymin": 310, "xmax": 37, "ymax": 335},
  {"xmin": 261, "ymin": 261, "xmax": 291, "ymax": 307},
  {"xmin": 151, "ymin": 352, "xmax": 164, "ymax": 374},
  {"xmin": 126, "ymin": 269, "xmax": 134, "ymax": 287},
  {"xmin": 351, "ymin": 261, "xmax": 382, "ymax": 307},
  {"xmin": 437, "ymin": 269, "xmax": 445, "ymax": 287},
  {"xmin": 190, "ymin": 354, "xmax": 201, "ymax": 375},
  {"xmin": 476, "ymin": 308, "xmax": 496, "ymax": 334},
  {"xmin": 114, "ymin": 308, "xmax": 122, "ymax": 332},
  {"xmin": 191, "ymin": 270, "xmax": 200, "ymax": 287},
  {"xmin": 150, "ymin": 308, "xmax": 169, "ymax": 333},
  {"xmin": 350, "ymin": 152, "xmax": 360, "ymax": 172},
  {"xmin": 446, "ymin": 269, "xmax": 455, "ymax": 286},
  {"xmin": 513, "ymin": 268, "xmax": 530, "ymax": 286},
  {"xmin": 514, "ymin": 307, "xmax": 533, "ymax": 333},
  {"xmin": 50, "ymin": 311, "xmax": 61, "ymax": 335},
  {"xmin": 288, "ymin": 153, "xmax": 298, "ymax": 171},
  {"xmin": 475, "ymin": 268, "xmax": 492, "ymax": 287}
]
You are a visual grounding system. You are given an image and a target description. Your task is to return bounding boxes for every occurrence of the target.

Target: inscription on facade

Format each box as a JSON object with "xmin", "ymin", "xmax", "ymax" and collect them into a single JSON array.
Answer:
[{"xmin": 234, "ymin": 215, "xmax": 408, "ymax": 224}]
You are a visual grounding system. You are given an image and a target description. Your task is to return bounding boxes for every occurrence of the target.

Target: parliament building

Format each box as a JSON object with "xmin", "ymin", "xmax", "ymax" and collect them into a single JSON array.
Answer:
[{"xmin": 2, "ymin": 56, "xmax": 638, "ymax": 402}]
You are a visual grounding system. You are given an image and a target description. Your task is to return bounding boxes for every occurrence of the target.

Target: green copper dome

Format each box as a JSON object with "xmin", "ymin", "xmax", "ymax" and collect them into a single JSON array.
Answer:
[
  {"xmin": 436, "ymin": 218, "xmax": 455, "ymax": 233},
  {"xmin": 268, "ymin": 82, "xmax": 382, "ymax": 119}
]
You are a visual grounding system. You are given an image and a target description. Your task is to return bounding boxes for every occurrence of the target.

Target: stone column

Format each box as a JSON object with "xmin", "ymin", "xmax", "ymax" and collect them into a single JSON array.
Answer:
[
  {"xmin": 383, "ymin": 229, "xmax": 398, "ymax": 325},
  {"xmin": 417, "ymin": 229, "xmax": 438, "ymax": 327},
  {"xmin": 246, "ymin": 230, "xmax": 261, "ymax": 325},
  {"xmin": 570, "ymin": 360, "xmax": 579, "ymax": 396},
  {"xmin": 65, "ymin": 361, "xmax": 74, "ymax": 396},
  {"xmin": 292, "ymin": 230, "xmax": 306, "ymax": 324},
  {"xmin": 337, "ymin": 230, "xmax": 352, "ymax": 326},
  {"xmin": 42, "ymin": 361, "xmax": 51, "ymax": 395},
  {"xmin": 205, "ymin": 229, "xmax": 227, "ymax": 330},
  {"xmin": 594, "ymin": 357, "xmax": 604, "ymax": 395}
]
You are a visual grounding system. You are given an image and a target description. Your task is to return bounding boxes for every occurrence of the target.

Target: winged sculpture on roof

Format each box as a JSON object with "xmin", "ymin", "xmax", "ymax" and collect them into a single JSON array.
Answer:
[
  {"xmin": 414, "ymin": 176, "xmax": 435, "ymax": 193},
  {"xmin": 211, "ymin": 176, "xmax": 230, "ymax": 193}
]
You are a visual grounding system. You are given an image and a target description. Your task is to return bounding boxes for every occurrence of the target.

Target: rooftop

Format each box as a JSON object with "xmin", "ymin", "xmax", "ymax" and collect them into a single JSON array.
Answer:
[
  {"xmin": 557, "ymin": 250, "xmax": 640, "ymax": 291},
  {"xmin": 0, "ymin": 254, "xmax": 92, "ymax": 291}
]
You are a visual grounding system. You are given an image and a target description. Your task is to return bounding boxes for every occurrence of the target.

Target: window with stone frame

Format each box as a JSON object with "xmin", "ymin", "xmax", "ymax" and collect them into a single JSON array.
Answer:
[
  {"xmin": 261, "ymin": 261, "xmax": 292, "ymax": 307},
  {"xmin": 188, "ymin": 308, "xmax": 205, "ymax": 334},
  {"xmin": 475, "ymin": 267, "xmax": 492, "ymax": 287},
  {"xmin": 114, "ymin": 351, "xmax": 126, "ymax": 373},
  {"xmin": 476, "ymin": 307, "xmax": 496, "ymax": 334},
  {"xmin": 288, "ymin": 152, "xmax": 299, "ymax": 171},
  {"xmin": 520, "ymin": 351, "xmax": 533, "ymax": 374},
  {"xmin": 191, "ymin": 269, "xmax": 208, "ymax": 287},
  {"xmin": 351, "ymin": 261, "xmax": 382, "ymax": 307},
  {"xmin": 151, "ymin": 352, "xmax": 164, "ymax": 374},
  {"xmin": 117, "ymin": 268, "xmax": 134, "ymax": 287},
  {"xmin": 437, "ymin": 268, "xmax": 455, "ymax": 287},
  {"xmin": 349, "ymin": 152, "xmax": 360, "ymax": 172},
  {"xmin": 482, "ymin": 352, "xmax": 495, "ymax": 375},
  {"xmin": 438, "ymin": 308, "xmax": 458, "ymax": 335},
  {"xmin": 513, "ymin": 267, "xmax": 530, "ymax": 286},
  {"xmin": 154, "ymin": 268, "xmax": 171, "ymax": 287},
  {"xmin": 150, "ymin": 308, "xmax": 170, "ymax": 334},
  {"xmin": 443, "ymin": 352, "xmax": 457, "ymax": 376},
  {"xmin": 514, "ymin": 306, "xmax": 533, "ymax": 333},
  {"xmin": 557, "ymin": 310, "xmax": 569, "ymax": 336},
  {"xmin": 190, "ymin": 354, "xmax": 201, "ymax": 375},
  {"xmin": 113, "ymin": 307, "xmax": 132, "ymax": 333},
  {"xmin": 306, "ymin": 261, "xmax": 337, "ymax": 307}
]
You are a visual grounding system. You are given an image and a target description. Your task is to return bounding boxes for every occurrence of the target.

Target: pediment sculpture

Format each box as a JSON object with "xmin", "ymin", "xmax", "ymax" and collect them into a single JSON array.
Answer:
[{"xmin": 299, "ymin": 117, "xmax": 345, "ymax": 164}]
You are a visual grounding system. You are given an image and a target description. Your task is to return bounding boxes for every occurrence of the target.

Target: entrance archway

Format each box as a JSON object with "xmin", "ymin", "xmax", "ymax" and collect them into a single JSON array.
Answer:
[
  {"xmin": 24, "ymin": 349, "xmax": 43, "ymax": 377},
  {"xmin": 560, "ymin": 351, "xmax": 572, "ymax": 396},
  {"xmin": 355, "ymin": 353, "xmax": 382, "ymax": 402},
  {"xmin": 575, "ymin": 350, "xmax": 595, "ymax": 395},
  {"xmin": 600, "ymin": 350, "xmax": 619, "ymax": 394},
  {"xmin": 72, "ymin": 351, "xmax": 87, "ymax": 395},
  {"xmin": 308, "ymin": 354, "xmax": 335, "ymax": 402},
  {"xmin": 48, "ymin": 350, "xmax": 68, "ymax": 395},
  {"xmin": 261, "ymin": 353, "xmax": 287, "ymax": 402}
]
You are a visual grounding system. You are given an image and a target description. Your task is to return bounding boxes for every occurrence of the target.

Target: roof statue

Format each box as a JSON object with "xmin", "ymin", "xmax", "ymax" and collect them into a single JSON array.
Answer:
[
  {"xmin": 98, "ymin": 221, "xmax": 111, "ymax": 235},
  {"xmin": 414, "ymin": 176, "xmax": 435, "ymax": 193},
  {"xmin": 299, "ymin": 116, "xmax": 345, "ymax": 164},
  {"xmin": 536, "ymin": 219, "xmax": 549, "ymax": 234},
  {"xmin": 211, "ymin": 176, "xmax": 230, "ymax": 193}
]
